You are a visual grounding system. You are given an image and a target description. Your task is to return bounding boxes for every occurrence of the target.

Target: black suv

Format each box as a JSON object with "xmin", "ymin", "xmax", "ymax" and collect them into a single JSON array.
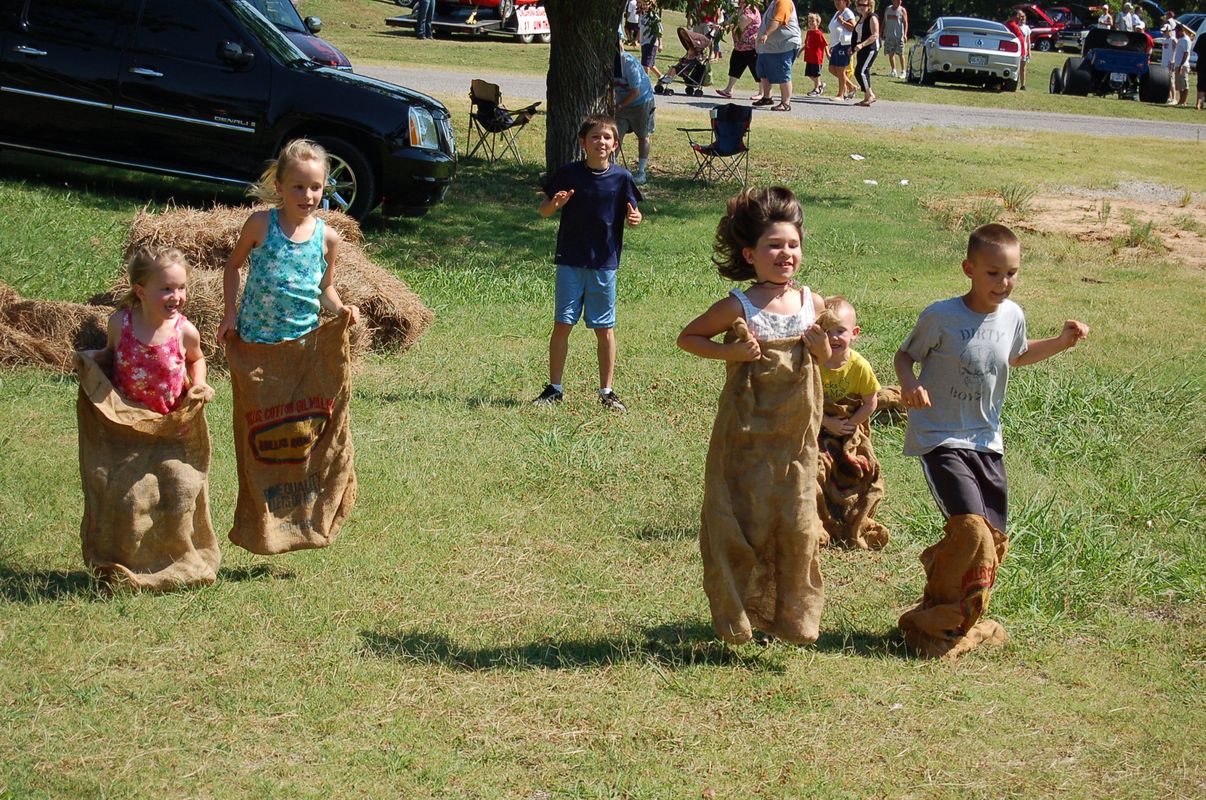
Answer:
[{"xmin": 0, "ymin": 0, "xmax": 456, "ymax": 219}]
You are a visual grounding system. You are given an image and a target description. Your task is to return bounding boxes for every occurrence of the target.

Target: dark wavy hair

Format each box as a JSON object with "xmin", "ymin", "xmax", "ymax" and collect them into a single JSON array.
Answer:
[{"xmin": 712, "ymin": 186, "xmax": 804, "ymax": 281}]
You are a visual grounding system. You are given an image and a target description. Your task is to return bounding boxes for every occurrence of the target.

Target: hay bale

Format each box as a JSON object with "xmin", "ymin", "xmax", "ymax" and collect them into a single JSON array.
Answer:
[
  {"xmin": 124, "ymin": 205, "xmax": 363, "ymax": 270},
  {"xmin": 0, "ymin": 280, "xmax": 112, "ymax": 372},
  {"xmin": 120, "ymin": 205, "xmax": 430, "ymax": 357}
]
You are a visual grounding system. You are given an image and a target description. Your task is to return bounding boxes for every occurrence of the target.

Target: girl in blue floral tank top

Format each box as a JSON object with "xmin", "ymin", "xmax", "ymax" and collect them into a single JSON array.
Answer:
[{"xmin": 217, "ymin": 139, "xmax": 360, "ymax": 346}]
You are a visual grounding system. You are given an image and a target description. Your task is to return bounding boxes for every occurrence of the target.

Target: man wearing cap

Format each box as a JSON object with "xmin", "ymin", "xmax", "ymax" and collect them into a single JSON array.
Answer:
[
  {"xmin": 1117, "ymin": 3, "xmax": 1140, "ymax": 32},
  {"xmin": 1170, "ymin": 21, "xmax": 1193, "ymax": 106}
]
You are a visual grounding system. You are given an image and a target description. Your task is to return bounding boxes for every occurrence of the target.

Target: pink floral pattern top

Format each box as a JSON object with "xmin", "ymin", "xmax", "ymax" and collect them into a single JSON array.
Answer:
[
  {"xmin": 113, "ymin": 308, "xmax": 187, "ymax": 414},
  {"xmin": 734, "ymin": 5, "xmax": 761, "ymax": 51}
]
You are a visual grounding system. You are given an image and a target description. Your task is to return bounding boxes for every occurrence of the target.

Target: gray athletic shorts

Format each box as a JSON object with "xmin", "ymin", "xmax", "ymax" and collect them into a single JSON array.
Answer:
[
  {"xmin": 616, "ymin": 100, "xmax": 655, "ymax": 139},
  {"xmin": 883, "ymin": 35, "xmax": 904, "ymax": 56}
]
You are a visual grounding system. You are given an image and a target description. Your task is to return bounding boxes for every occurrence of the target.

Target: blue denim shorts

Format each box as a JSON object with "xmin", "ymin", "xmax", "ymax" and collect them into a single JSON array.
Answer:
[
  {"xmin": 554, "ymin": 265, "xmax": 617, "ymax": 328},
  {"xmin": 755, "ymin": 49, "xmax": 797, "ymax": 84}
]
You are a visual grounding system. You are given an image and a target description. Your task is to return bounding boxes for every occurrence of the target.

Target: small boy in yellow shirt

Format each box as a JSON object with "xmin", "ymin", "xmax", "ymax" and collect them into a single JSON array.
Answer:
[{"xmin": 816, "ymin": 296, "xmax": 889, "ymax": 550}]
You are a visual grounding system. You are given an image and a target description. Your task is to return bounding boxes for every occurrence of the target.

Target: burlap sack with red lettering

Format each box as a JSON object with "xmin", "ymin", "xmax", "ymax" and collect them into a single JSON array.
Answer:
[
  {"xmin": 699, "ymin": 313, "xmax": 838, "ymax": 645},
  {"xmin": 226, "ymin": 316, "xmax": 356, "ymax": 555},
  {"xmin": 816, "ymin": 396, "xmax": 889, "ymax": 551},
  {"xmin": 75, "ymin": 353, "xmax": 219, "ymax": 591},
  {"xmin": 898, "ymin": 514, "xmax": 1009, "ymax": 659}
]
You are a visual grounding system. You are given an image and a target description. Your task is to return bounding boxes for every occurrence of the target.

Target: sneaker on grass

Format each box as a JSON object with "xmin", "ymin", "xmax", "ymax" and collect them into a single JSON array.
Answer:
[
  {"xmin": 599, "ymin": 390, "xmax": 627, "ymax": 412},
  {"xmin": 532, "ymin": 384, "xmax": 563, "ymax": 405},
  {"xmin": 633, "ymin": 169, "xmax": 648, "ymax": 186}
]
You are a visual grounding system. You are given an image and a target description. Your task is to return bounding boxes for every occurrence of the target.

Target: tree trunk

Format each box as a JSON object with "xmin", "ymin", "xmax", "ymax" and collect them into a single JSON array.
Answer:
[{"xmin": 543, "ymin": 0, "xmax": 626, "ymax": 174}]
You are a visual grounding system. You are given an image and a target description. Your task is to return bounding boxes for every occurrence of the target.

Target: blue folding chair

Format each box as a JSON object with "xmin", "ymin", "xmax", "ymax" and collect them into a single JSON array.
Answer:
[{"xmin": 678, "ymin": 103, "xmax": 752, "ymax": 185}]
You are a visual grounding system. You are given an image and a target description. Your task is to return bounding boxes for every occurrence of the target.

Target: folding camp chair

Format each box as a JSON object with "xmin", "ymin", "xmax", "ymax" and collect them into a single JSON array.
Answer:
[
  {"xmin": 678, "ymin": 103, "xmax": 752, "ymax": 185},
  {"xmin": 466, "ymin": 79, "xmax": 541, "ymax": 164}
]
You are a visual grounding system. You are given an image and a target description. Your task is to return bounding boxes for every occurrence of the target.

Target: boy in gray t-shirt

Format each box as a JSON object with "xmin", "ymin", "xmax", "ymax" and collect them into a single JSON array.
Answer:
[{"xmin": 892, "ymin": 223, "xmax": 1088, "ymax": 658}]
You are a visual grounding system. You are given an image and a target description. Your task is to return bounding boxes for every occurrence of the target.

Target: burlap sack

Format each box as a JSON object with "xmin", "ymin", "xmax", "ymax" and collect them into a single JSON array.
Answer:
[
  {"xmin": 898, "ymin": 514, "xmax": 1009, "ymax": 659},
  {"xmin": 226, "ymin": 316, "xmax": 356, "ymax": 555},
  {"xmin": 816, "ymin": 396, "xmax": 889, "ymax": 550},
  {"xmin": 699, "ymin": 314, "xmax": 838, "ymax": 645},
  {"xmin": 75, "ymin": 353, "xmax": 219, "ymax": 591}
]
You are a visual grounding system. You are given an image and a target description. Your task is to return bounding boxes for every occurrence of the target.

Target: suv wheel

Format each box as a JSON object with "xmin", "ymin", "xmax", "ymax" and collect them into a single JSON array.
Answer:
[{"xmin": 314, "ymin": 137, "xmax": 376, "ymax": 221}]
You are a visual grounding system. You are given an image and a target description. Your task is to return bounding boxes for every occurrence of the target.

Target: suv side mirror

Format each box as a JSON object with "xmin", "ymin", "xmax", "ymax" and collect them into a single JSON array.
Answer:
[
  {"xmin": 218, "ymin": 41, "xmax": 255, "ymax": 68},
  {"xmin": 304, "ymin": 16, "xmax": 323, "ymax": 34}
]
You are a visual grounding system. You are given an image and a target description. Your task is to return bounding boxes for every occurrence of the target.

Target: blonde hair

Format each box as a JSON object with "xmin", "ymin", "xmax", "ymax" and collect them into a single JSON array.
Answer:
[
  {"xmin": 806, "ymin": 12, "xmax": 821, "ymax": 28},
  {"xmin": 250, "ymin": 138, "xmax": 329, "ymax": 207},
  {"xmin": 119, "ymin": 247, "xmax": 190, "ymax": 309},
  {"xmin": 824, "ymin": 295, "xmax": 856, "ymax": 320}
]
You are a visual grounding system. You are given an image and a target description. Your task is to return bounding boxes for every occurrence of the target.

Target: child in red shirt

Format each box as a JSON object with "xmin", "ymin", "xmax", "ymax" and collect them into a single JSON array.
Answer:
[{"xmin": 803, "ymin": 13, "xmax": 829, "ymax": 96}]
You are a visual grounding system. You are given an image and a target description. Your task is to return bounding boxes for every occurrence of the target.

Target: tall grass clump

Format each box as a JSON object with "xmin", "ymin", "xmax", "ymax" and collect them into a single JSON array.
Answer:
[{"xmin": 1000, "ymin": 183, "xmax": 1038, "ymax": 214}]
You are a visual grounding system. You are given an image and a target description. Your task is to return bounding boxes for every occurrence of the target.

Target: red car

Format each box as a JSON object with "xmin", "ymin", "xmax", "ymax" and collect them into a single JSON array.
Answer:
[{"xmin": 1012, "ymin": 3, "xmax": 1065, "ymax": 51}]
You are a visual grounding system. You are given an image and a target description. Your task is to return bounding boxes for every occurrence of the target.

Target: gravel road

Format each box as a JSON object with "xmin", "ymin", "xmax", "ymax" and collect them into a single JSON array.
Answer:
[{"xmin": 361, "ymin": 64, "xmax": 1205, "ymax": 141}]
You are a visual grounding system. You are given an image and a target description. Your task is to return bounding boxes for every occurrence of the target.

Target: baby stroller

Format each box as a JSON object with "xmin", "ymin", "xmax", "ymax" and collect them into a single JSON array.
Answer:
[{"xmin": 654, "ymin": 27, "xmax": 716, "ymax": 97}]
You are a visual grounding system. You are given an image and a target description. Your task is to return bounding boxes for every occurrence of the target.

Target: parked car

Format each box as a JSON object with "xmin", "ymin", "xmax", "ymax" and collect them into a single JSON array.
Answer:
[
  {"xmin": 905, "ymin": 17, "xmax": 1023, "ymax": 91},
  {"xmin": 0, "ymin": 0, "xmax": 455, "ymax": 220},
  {"xmin": 1048, "ymin": 27, "xmax": 1170, "ymax": 101},
  {"xmin": 1012, "ymin": 3, "xmax": 1063, "ymax": 52},
  {"xmin": 251, "ymin": 0, "xmax": 352, "ymax": 70}
]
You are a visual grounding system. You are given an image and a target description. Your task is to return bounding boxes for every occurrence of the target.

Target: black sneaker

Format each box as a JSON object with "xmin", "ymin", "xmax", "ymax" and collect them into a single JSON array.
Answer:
[
  {"xmin": 531, "ymin": 384, "xmax": 563, "ymax": 405},
  {"xmin": 599, "ymin": 390, "xmax": 627, "ymax": 412}
]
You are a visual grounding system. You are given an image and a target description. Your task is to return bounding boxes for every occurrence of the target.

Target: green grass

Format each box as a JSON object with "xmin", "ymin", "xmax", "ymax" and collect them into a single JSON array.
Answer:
[
  {"xmin": 0, "ymin": 100, "xmax": 1204, "ymax": 797},
  {"xmin": 302, "ymin": 1, "xmax": 1203, "ymax": 122}
]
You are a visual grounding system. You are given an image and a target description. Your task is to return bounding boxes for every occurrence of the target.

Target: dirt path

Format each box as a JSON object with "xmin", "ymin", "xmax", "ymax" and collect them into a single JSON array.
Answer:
[{"xmin": 361, "ymin": 64, "xmax": 1206, "ymax": 141}]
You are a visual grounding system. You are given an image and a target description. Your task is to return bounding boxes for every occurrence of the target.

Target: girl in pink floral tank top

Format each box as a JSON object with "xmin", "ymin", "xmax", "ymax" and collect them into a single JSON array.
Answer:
[
  {"xmin": 113, "ymin": 308, "xmax": 188, "ymax": 414},
  {"xmin": 83, "ymin": 248, "xmax": 213, "ymax": 414}
]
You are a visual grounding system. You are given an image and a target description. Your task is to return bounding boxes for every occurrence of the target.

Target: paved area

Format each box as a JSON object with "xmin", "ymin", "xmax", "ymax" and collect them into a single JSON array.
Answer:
[{"xmin": 362, "ymin": 64, "xmax": 1206, "ymax": 141}]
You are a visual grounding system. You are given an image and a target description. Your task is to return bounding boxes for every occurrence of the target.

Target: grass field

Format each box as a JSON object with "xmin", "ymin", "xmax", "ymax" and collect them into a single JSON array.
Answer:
[
  {"xmin": 1, "ymin": 44, "xmax": 1204, "ymax": 800},
  {"xmin": 307, "ymin": 1, "xmax": 1204, "ymax": 122}
]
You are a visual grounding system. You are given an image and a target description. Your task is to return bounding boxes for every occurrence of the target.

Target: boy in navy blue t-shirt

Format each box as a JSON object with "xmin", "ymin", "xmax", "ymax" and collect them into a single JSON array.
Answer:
[{"xmin": 533, "ymin": 114, "xmax": 643, "ymax": 412}]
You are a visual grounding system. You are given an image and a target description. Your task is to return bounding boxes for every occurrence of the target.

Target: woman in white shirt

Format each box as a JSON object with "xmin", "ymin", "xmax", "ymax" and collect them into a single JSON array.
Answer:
[{"xmin": 828, "ymin": 0, "xmax": 859, "ymax": 101}]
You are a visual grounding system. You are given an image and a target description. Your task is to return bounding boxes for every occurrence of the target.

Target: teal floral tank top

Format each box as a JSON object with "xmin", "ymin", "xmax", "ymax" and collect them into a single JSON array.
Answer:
[{"xmin": 237, "ymin": 208, "xmax": 326, "ymax": 344}]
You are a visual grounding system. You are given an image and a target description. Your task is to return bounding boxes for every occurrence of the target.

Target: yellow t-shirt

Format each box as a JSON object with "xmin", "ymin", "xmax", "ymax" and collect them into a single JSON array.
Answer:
[{"xmin": 820, "ymin": 350, "xmax": 881, "ymax": 403}]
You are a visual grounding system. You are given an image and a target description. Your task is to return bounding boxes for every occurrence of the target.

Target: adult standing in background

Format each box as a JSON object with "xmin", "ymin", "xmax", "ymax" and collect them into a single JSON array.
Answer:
[
  {"xmin": 882, "ymin": 0, "xmax": 908, "ymax": 79},
  {"xmin": 1097, "ymin": 4, "xmax": 1114, "ymax": 29},
  {"xmin": 716, "ymin": 0, "xmax": 762, "ymax": 98},
  {"xmin": 851, "ymin": 0, "xmax": 880, "ymax": 106},
  {"xmin": 1116, "ymin": 3, "xmax": 1139, "ymax": 32},
  {"xmin": 614, "ymin": 44, "xmax": 655, "ymax": 185},
  {"xmin": 752, "ymin": 0, "xmax": 802, "ymax": 111},
  {"xmin": 625, "ymin": 0, "xmax": 640, "ymax": 46},
  {"xmin": 413, "ymin": 0, "xmax": 436, "ymax": 39},
  {"xmin": 1005, "ymin": 8, "xmax": 1030, "ymax": 90},
  {"xmin": 828, "ymin": 0, "xmax": 859, "ymax": 102},
  {"xmin": 639, "ymin": 1, "xmax": 664, "ymax": 81}
]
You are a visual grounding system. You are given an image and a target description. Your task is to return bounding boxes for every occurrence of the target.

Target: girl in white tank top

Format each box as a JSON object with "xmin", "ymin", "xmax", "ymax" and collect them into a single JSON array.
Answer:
[{"xmin": 677, "ymin": 186, "xmax": 830, "ymax": 358}]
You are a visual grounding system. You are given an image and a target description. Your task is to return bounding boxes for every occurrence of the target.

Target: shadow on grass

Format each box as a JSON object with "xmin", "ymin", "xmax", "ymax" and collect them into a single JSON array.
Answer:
[
  {"xmin": 0, "ymin": 150, "xmax": 245, "ymax": 213},
  {"xmin": 0, "ymin": 566, "xmax": 104, "ymax": 603},
  {"xmin": 218, "ymin": 564, "xmax": 296, "ymax": 582},
  {"xmin": 360, "ymin": 620, "xmax": 789, "ymax": 672},
  {"xmin": 814, "ymin": 628, "xmax": 908, "ymax": 659},
  {"xmin": 632, "ymin": 523, "xmax": 697, "ymax": 541},
  {"xmin": 355, "ymin": 387, "xmax": 525, "ymax": 409}
]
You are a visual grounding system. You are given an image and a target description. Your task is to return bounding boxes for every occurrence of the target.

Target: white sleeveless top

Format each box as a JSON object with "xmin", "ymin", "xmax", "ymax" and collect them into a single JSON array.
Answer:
[{"xmin": 730, "ymin": 285, "xmax": 816, "ymax": 341}]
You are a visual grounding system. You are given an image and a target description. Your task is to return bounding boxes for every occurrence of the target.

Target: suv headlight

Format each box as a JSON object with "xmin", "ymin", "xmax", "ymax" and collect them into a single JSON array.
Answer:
[{"xmin": 408, "ymin": 107, "xmax": 440, "ymax": 150}]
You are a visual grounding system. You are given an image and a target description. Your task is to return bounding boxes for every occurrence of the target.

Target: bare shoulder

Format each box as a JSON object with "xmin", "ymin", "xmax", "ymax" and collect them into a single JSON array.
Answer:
[
  {"xmin": 809, "ymin": 291, "xmax": 826, "ymax": 315},
  {"xmin": 323, "ymin": 222, "xmax": 342, "ymax": 250},
  {"xmin": 243, "ymin": 210, "xmax": 271, "ymax": 242},
  {"xmin": 180, "ymin": 318, "xmax": 202, "ymax": 344}
]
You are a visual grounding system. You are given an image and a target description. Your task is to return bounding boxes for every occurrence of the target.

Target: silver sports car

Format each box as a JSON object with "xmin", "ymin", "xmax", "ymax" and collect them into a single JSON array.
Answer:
[{"xmin": 906, "ymin": 17, "xmax": 1023, "ymax": 91}]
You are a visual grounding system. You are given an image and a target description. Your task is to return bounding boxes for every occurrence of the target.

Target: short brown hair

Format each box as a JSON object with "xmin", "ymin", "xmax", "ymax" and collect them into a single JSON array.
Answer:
[
  {"xmin": 824, "ymin": 295, "xmax": 855, "ymax": 318},
  {"xmin": 578, "ymin": 114, "xmax": 618, "ymax": 140},
  {"xmin": 713, "ymin": 186, "xmax": 803, "ymax": 282},
  {"xmin": 967, "ymin": 223, "xmax": 1020, "ymax": 260}
]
